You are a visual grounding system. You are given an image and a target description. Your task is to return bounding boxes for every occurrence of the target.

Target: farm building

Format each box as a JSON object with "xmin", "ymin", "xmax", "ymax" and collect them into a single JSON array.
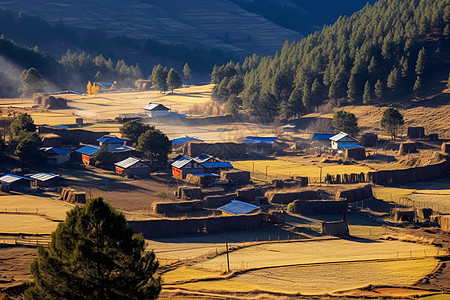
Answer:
[
  {"xmin": 143, "ymin": 102, "xmax": 170, "ymax": 117},
  {"xmin": 242, "ymin": 136, "xmax": 278, "ymax": 154},
  {"xmin": 0, "ymin": 174, "xmax": 33, "ymax": 192},
  {"xmin": 311, "ymin": 134, "xmax": 334, "ymax": 146},
  {"xmin": 40, "ymin": 147, "xmax": 73, "ymax": 164},
  {"xmin": 218, "ymin": 200, "xmax": 260, "ymax": 215},
  {"xmin": 171, "ymin": 156, "xmax": 205, "ymax": 179},
  {"xmin": 76, "ymin": 145, "xmax": 100, "ymax": 165},
  {"xmin": 281, "ymin": 124, "xmax": 296, "ymax": 133},
  {"xmin": 97, "ymin": 135, "xmax": 127, "ymax": 151},
  {"xmin": 114, "ymin": 157, "xmax": 151, "ymax": 177},
  {"xmin": 340, "ymin": 144, "xmax": 366, "ymax": 160},
  {"xmin": 28, "ymin": 173, "xmax": 66, "ymax": 188},
  {"xmin": 201, "ymin": 161, "xmax": 233, "ymax": 174},
  {"xmin": 330, "ymin": 132, "xmax": 358, "ymax": 150},
  {"xmin": 193, "ymin": 153, "xmax": 215, "ymax": 164}
]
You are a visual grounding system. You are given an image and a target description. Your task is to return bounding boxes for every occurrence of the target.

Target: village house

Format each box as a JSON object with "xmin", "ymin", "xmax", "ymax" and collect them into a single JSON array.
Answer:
[
  {"xmin": 27, "ymin": 173, "xmax": 66, "ymax": 188},
  {"xmin": 0, "ymin": 174, "xmax": 33, "ymax": 192},
  {"xmin": 171, "ymin": 156, "xmax": 204, "ymax": 179},
  {"xmin": 218, "ymin": 200, "xmax": 261, "ymax": 216},
  {"xmin": 97, "ymin": 135, "xmax": 127, "ymax": 151},
  {"xmin": 142, "ymin": 102, "xmax": 170, "ymax": 117},
  {"xmin": 311, "ymin": 133, "xmax": 334, "ymax": 147},
  {"xmin": 114, "ymin": 157, "xmax": 151, "ymax": 177},
  {"xmin": 329, "ymin": 132, "xmax": 358, "ymax": 150},
  {"xmin": 76, "ymin": 145, "xmax": 100, "ymax": 165},
  {"xmin": 171, "ymin": 153, "xmax": 231, "ymax": 179},
  {"xmin": 40, "ymin": 147, "xmax": 73, "ymax": 164},
  {"xmin": 201, "ymin": 161, "xmax": 233, "ymax": 174}
]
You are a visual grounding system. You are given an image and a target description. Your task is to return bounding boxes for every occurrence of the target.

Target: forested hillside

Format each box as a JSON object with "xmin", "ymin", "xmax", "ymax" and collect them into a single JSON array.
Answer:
[{"xmin": 212, "ymin": 0, "xmax": 450, "ymax": 122}]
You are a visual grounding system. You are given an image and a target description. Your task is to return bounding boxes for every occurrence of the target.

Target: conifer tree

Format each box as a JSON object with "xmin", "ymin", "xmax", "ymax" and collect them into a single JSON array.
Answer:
[
  {"xmin": 166, "ymin": 68, "xmax": 182, "ymax": 94},
  {"xmin": 413, "ymin": 76, "xmax": 424, "ymax": 98},
  {"xmin": 363, "ymin": 81, "xmax": 372, "ymax": 104},
  {"xmin": 374, "ymin": 79, "xmax": 384, "ymax": 101},
  {"xmin": 347, "ymin": 75, "xmax": 357, "ymax": 103},
  {"xmin": 387, "ymin": 68, "xmax": 399, "ymax": 92},
  {"xmin": 183, "ymin": 62, "xmax": 192, "ymax": 80},
  {"xmin": 415, "ymin": 47, "xmax": 426, "ymax": 75},
  {"xmin": 381, "ymin": 107, "xmax": 404, "ymax": 140},
  {"xmin": 19, "ymin": 68, "xmax": 45, "ymax": 98},
  {"xmin": 25, "ymin": 197, "xmax": 161, "ymax": 300}
]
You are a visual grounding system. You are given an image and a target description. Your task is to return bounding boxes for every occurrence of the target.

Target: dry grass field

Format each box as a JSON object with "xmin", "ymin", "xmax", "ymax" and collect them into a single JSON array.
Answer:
[{"xmin": 162, "ymin": 239, "xmax": 440, "ymax": 295}]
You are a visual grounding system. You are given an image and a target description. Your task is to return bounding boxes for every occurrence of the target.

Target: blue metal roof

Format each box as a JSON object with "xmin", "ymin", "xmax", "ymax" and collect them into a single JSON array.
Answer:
[
  {"xmin": 242, "ymin": 136, "xmax": 277, "ymax": 144},
  {"xmin": 193, "ymin": 153, "xmax": 213, "ymax": 163},
  {"xmin": 76, "ymin": 145, "xmax": 100, "ymax": 156},
  {"xmin": 218, "ymin": 200, "xmax": 260, "ymax": 215},
  {"xmin": 201, "ymin": 162, "xmax": 233, "ymax": 169},
  {"xmin": 189, "ymin": 173, "xmax": 220, "ymax": 177},
  {"xmin": 171, "ymin": 136, "xmax": 203, "ymax": 145},
  {"xmin": 110, "ymin": 145, "xmax": 135, "ymax": 153},
  {"xmin": 312, "ymin": 134, "xmax": 335, "ymax": 140},
  {"xmin": 42, "ymin": 147, "xmax": 73, "ymax": 156},
  {"xmin": 97, "ymin": 135, "xmax": 125, "ymax": 143},
  {"xmin": 54, "ymin": 125, "xmax": 69, "ymax": 129},
  {"xmin": 338, "ymin": 144, "xmax": 365, "ymax": 149},
  {"xmin": 167, "ymin": 114, "xmax": 187, "ymax": 118}
]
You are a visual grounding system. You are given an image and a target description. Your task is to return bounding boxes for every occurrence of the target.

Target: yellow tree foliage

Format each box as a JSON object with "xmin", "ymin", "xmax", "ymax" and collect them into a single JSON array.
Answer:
[
  {"xmin": 92, "ymin": 84, "xmax": 99, "ymax": 97},
  {"xmin": 87, "ymin": 81, "xmax": 92, "ymax": 95}
]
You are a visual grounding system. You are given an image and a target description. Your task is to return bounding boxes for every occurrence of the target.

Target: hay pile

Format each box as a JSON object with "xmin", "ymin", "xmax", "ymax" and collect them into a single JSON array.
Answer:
[
  {"xmin": 135, "ymin": 79, "xmax": 152, "ymax": 91},
  {"xmin": 202, "ymin": 193, "xmax": 236, "ymax": 208},
  {"xmin": 432, "ymin": 215, "xmax": 450, "ymax": 232},
  {"xmin": 152, "ymin": 200, "xmax": 202, "ymax": 214},
  {"xmin": 33, "ymin": 94, "xmax": 68, "ymax": 109},
  {"xmin": 393, "ymin": 209, "xmax": 415, "ymax": 222},
  {"xmin": 322, "ymin": 220, "xmax": 349, "ymax": 236},
  {"xmin": 336, "ymin": 185, "xmax": 372, "ymax": 203},
  {"xmin": 237, "ymin": 187, "xmax": 257, "ymax": 203},
  {"xmin": 267, "ymin": 190, "xmax": 318, "ymax": 204},
  {"xmin": 361, "ymin": 133, "xmax": 378, "ymax": 146},
  {"xmin": 220, "ymin": 170, "xmax": 250, "ymax": 185},
  {"xmin": 398, "ymin": 142, "xmax": 417, "ymax": 155},
  {"xmin": 417, "ymin": 208, "xmax": 433, "ymax": 220},
  {"xmin": 407, "ymin": 127, "xmax": 425, "ymax": 139},
  {"xmin": 289, "ymin": 199, "xmax": 348, "ymax": 215},
  {"xmin": 442, "ymin": 142, "xmax": 450, "ymax": 154},
  {"xmin": 60, "ymin": 187, "xmax": 86, "ymax": 204},
  {"xmin": 345, "ymin": 147, "xmax": 366, "ymax": 160},
  {"xmin": 185, "ymin": 174, "xmax": 217, "ymax": 187},
  {"xmin": 176, "ymin": 186, "xmax": 202, "ymax": 200}
]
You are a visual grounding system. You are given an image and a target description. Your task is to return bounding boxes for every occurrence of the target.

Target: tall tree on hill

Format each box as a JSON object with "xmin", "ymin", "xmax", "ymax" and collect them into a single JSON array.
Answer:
[
  {"xmin": 347, "ymin": 75, "xmax": 357, "ymax": 103},
  {"xmin": 183, "ymin": 63, "xmax": 192, "ymax": 80},
  {"xmin": 19, "ymin": 68, "xmax": 45, "ymax": 98},
  {"xmin": 363, "ymin": 81, "xmax": 372, "ymax": 104},
  {"xmin": 380, "ymin": 107, "xmax": 404, "ymax": 140},
  {"xmin": 166, "ymin": 68, "xmax": 182, "ymax": 94},
  {"xmin": 413, "ymin": 76, "xmax": 424, "ymax": 98},
  {"xmin": 136, "ymin": 128, "xmax": 171, "ymax": 164},
  {"xmin": 24, "ymin": 197, "xmax": 161, "ymax": 300},
  {"xmin": 387, "ymin": 68, "xmax": 399, "ymax": 93},
  {"xmin": 374, "ymin": 79, "xmax": 384, "ymax": 101},
  {"xmin": 332, "ymin": 110, "xmax": 359, "ymax": 136},
  {"xmin": 152, "ymin": 64, "xmax": 168, "ymax": 93},
  {"xmin": 415, "ymin": 47, "xmax": 427, "ymax": 75}
]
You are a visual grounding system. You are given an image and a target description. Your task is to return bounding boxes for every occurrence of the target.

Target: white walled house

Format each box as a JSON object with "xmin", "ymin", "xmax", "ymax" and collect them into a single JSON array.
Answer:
[
  {"xmin": 329, "ymin": 132, "xmax": 358, "ymax": 149},
  {"xmin": 143, "ymin": 103, "xmax": 170, "ymax": 117}
]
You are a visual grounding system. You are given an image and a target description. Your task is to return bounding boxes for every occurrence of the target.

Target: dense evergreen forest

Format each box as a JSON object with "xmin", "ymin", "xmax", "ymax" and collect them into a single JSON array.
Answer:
[{"xmin": 212, "ymin": 0, "xmax": 450, "ymax": 122}]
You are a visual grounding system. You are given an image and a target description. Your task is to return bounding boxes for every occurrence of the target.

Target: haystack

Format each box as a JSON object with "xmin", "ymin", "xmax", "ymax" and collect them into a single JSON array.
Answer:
[
  {"xmin": 202, "ymin": 193, "xmax": 236, "ymax": 208},
  {"xmin": 267, "ymin": 190, "xmax": 318, "ymax": 204},
  {"xmin": 393, "ymin": 208, "xmax": 415, "ymax": 222},
  {"xmin": 176, "ymin": 186, "xmax": 202, "ymax": 200},
  {"xmin": 398, "ymin": 142, "xmax": 417, "ymax": 155},
  {"xmin": 322, "ymin": 220, "xmax": 349, "ymax": 236},
  {"xmin": 289, "ymin": 199, "xmax": 348, "ymax": 215},
  {"xmin": 407, "ymin": 127, "xmax": 425, "ymax": 139},
  {"xmin": 135, "ymin": 79, "xmax": 152, "ymax": 91},
  {"xmin": 237, "ymin": 187, "xmax": 257, "ymax": 203},
  {"xmin": 345, "ymin": 147, "xmax": 366, "ymax": 160},
  {"xmin": 152, "ymin": 200, "xmax": 202, "ymax": 214},
  {"xmin": 221, "ymin": 170, "xmax": 250, "ymax": 185},
  {"xmin": 336, "ymin": 185, "xmax": 372, "ymax": 203},
  {"xmin": 442, "ymin": 142, "xmax": 450, "ymax": 154},
  {"xmin": 361, "ymin": 133, "xmax": 378, "ymax": 146},
  {"xmin": 33, "ymin": 94, "xmax": 68, "ymax": 109},
  {"xmin": 417, "ymin": 208, "xmax": 433, "ymax": 220}
]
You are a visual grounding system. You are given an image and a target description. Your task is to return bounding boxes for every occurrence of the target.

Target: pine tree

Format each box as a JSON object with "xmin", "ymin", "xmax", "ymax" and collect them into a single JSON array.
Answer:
[
  {"xmin": 24, "ymin": 197, "xmax": 161, "ymax": 299},
  {"xmin": 363, "ymin": 81, "xmax": 372, "ymax": 104},
  {"xmin": 332, "ymin": 110, "xmax": 359, "ymax": 136},
  {"xmin": 302, "ymin": 80, "xmax": 312, "ymax": 108},
  {"xmin": 380, "ymin": 107, "xmax": 404, "ymax": 140},
  {"xmin": 347, "ymin": 75, "xmax": 357, "ymax": 103},
  {"xmin": 166, "ymin": 68, "xmax": 182, "ymax": 93},
  {"xmin": 415, "ymin": 47, "xmax": 426, "ymax": 75},
  {"xmin": 413, "ymin": 76, "xmax": 424, "ymax": 98},
  {"xmin": 152, "ymin": 64, "xmax": 168, "ymax": 93},
  {"xmin": 387, "ymin": 68, "xmax": 399, "ymax": 92},
  {"xmin": 183, "ymin": 62, "xmax": 192, "ymax": 80},
  {"xmin": 374, "ymin": 79, "xmax": 384, "ymax": 101},
  {"xmin": 19, "ymin": 68, "xmax": 45, "ymax": 98}
]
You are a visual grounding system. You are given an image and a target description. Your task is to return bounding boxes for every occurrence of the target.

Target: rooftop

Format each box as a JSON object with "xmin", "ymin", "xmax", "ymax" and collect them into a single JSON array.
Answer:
[
  {"xmin": 330, "ymin": 132, "xmax": 357, "ymax": 142},
  {"xmin": 0, "ymin": 174, "xmax": 31, "ymax": 184},
  {"xmin": 312, "ymin": 134, "xmax": 335, "ymax": 140},
  {"xmin": 171, "ymin": 156, "xmax": 193, "ymax": 169},
  {"xmin": 201, "ymin": 162, "xmax": 233, "ymax": 169},
  {"xmin": 338, "ymin": 144, "xmax": 365, "ymax": 149},
  {"xmin": 242, "ymin": 136, "xmax": 277, "ymax": 144},
  {"xmin": 171, "ymin": 136, "xmax": 204, "ymax": 145},
  {"xmin": 115, "ymin": 157, "xmax": 148, "ymax": 169},
  {"xmin": 28, "ymin": 173, "xmax": 63, "ymax": 182},
  {"xmin": 142, "ymin": 103, "xmax": 170, "ymax": 111},
  {"xmin": 97, "ymin": 135, "xmax": 125, "ymax": 144},
  {"xmin": 76, "ymin": 145, "xmax": 100, "ymax": 156},
  {"xmin": 193, "ymin": 153, "xmax": 213, "ymax": 163},
  {"xmin": 40, "ymin": 147, "xmax": 73, "ymax": 156},
  {"xmin": 218, "ymin": 200, "xmax": 260, "ymax": 215}
]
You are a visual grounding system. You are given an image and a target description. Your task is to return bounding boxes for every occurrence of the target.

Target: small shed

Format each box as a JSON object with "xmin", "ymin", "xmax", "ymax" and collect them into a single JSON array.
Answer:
[
  {"xmin": 329, "ymin": 132, "xmax": 358, "ymax": 150},
  {"xmin": 242, "ymin": 136, "xmax": 278, "ymax": 154},
  {"xmin": 40, "ymin": 147, "xmax": 73, "ymax": 164},
  {"xmin": 143, "ymin": 103, "xmax": 170, "ymax": 117},
  {"xmin": 407, "ymin": 127, "xmax": 425, "ymax": 139},
  {"xmin": 76, "ymin": 145, "xmax": 100, "ymax": 165},
  {"xmin": 28, "ymin": 173, "xmax": 66, "ymax": 188},
  {"xmin": 340, "ymin": 144, "xmax": 366, "ymax": 160},
  {"xmin": 201, "ymin": 161, "xmax": 233, "ymax": 174},
  {"xmin": 311, "ymin": 134, "xmax": 334, "ymax": 146},
  {"xmin": 114, "ymin": 157, "xmax": 151, "ymax": 177},
  {"xmin": 218, "ymin": 200, "xmax": 260, "ymax": 215},
  {"xmin": 171, "ymin": 156, "xmax": 204, "ymax": 179},
  {"xmin": 0, "ymin": 174, "xmax": 33, "ymax": 192}
]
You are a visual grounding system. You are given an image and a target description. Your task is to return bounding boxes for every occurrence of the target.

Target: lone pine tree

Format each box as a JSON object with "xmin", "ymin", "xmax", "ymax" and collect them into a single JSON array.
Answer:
[{"xmin": 25, "ymin": 197, "xmax": 161, "ymax": 300}]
